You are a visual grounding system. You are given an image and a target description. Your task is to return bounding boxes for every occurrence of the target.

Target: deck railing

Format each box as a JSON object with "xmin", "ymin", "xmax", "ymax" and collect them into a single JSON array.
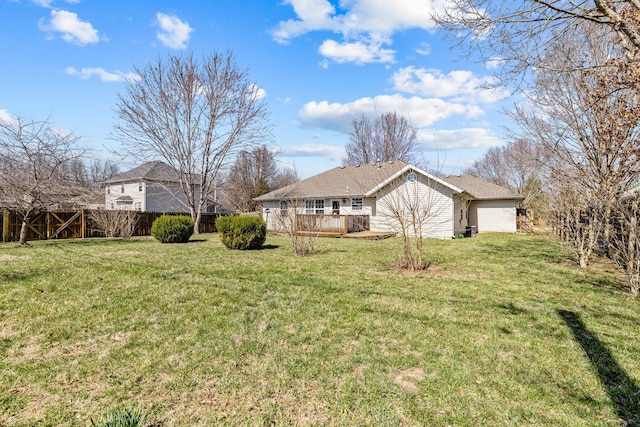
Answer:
[{"xmin": 296, "ymin": 214, "xmax": 369, "ymax": 234}]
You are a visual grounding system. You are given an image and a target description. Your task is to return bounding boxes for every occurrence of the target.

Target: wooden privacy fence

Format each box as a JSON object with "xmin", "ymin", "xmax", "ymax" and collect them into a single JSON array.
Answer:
[{"xmin": 1, "ymin": 209, "xmax": 221, "ymax": 243}]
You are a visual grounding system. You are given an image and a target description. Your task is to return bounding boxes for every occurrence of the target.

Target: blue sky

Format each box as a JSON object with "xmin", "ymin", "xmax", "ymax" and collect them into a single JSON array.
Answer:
[{"xmin": 0, "ymin": 0, "xmax": 515, "ymax": 178}]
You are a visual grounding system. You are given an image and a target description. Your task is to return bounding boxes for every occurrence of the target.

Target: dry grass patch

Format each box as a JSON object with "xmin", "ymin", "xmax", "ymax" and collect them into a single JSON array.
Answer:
[
  {"xmin": 0, "ymin": 254, "xmax": 31, "ymax": 262},
  {"xmin": 391, "ymin": 367, "xmax": 425, "ymax": 392}
]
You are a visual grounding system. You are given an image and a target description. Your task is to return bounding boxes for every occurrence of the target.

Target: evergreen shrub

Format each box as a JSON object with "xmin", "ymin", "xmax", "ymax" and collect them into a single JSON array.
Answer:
[
  {"xmin": 216, "ymin": 215, "xmax": 266, "ymax": 250},
  {"xmin": 151, "ymin": 215, "xmax": 194, "ymax": 243}
]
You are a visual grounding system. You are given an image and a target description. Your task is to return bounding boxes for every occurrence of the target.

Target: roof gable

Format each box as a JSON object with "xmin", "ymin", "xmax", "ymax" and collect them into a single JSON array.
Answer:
[
  {"xmin": 440, "ymin": 174, "xmax": 524, "ymax": 200},
  {"xmin": 255, "ymin": 161, "xmax": 462, "ymax": 201},
  {"xmin": 105, "ymin": 161, "xmax": 181, "ymax": 184}
]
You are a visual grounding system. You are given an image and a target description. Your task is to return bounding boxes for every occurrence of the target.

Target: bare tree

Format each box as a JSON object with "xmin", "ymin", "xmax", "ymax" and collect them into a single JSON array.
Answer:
[
  {"xmin": 609, "ymin": 195, "xmax": 640, "ymax": 295},
  {"xmin": 465, "ymin": 138, "xmax": 548, "ymax": 214},
  {"xmin": 223, "ymin": 145, "xmax": 278, "ymax": 212},
  {"xmin": 0, "ymin": 115, "xmax": 85, "ymax": 245},
  {"xmin": 219, "ymin": 146, "xmax": 299, "ymax": 213},
  {"xmin": 343, "ymin": 112, "xmax": 419, "ymax": 166},
  {"xmin": 376, "ymin": 169, "xmax": 454, "ymax": 271},
  {"xmin": 465, "ymin": 146, "xmax": 509, "ymax": 187},
  {"xmin": 552, "ymin": 184, "xmax": 599, "ymax": 269},
  {"xmin": 90, "ymin": 209, "xmax": 138, "ymax": 238},
  {"xmin": 271, "ymin": 167, "xmax": 299, "ymax": 190},
  {"xmin": 88, "ymin": 159, "xmax": 119, "ymax": 189},
  {"xmin": 113, "ymin": 51, "xmax": 270, "ymax": 233},
  {"xmin": 511, "ymin": 23, "xmax": 640, "ymax": 267},
  {"xmin": 270, "ymin": 197, "xmax": 317, "ymax": 256},
  {"xmin": 434, "ymin": 0, "xmax": 640, "ymax": 88}
]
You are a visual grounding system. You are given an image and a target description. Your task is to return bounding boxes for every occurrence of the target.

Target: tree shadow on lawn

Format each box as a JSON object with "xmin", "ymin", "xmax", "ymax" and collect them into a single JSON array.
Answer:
[
  {"xmin": 256, "ymin": 244, "xmax": 279, "ymax": 250},
  {"xmin": 558, "ymin": 309, "xmax": 640, "ymax": 426}
]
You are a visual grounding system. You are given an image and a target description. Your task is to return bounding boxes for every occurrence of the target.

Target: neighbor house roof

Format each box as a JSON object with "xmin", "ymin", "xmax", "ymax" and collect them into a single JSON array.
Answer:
[
  {"xmin": 255, "ymin": 160, "xmax": 462, "ymax": 201},
  {"xmin": 104, "ymin": 161, "xmax": 182, "ymax": 184},
  {"xmin": 441, "ymin": 174, "xmax": 524, "ymax": 200}
]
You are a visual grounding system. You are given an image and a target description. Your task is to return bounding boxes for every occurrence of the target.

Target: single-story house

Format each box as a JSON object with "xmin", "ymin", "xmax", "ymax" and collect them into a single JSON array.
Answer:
[
  {"xmin": 255, "ymin": 161, "xmax": 523, "ymax": 238},
  {"xmin": 104, "ymin": 161, "xmax": 207, "ymax": 213}
]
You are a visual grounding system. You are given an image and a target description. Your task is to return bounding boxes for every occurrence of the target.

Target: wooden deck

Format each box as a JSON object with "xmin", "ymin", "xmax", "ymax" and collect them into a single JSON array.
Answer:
[
  {"xmin": 341, "ymin": 231, "xmax": 395, "ymax": 240},
  {"xmin": 268, "ymin": 230, "xmax": 395, "ymax": 239}
]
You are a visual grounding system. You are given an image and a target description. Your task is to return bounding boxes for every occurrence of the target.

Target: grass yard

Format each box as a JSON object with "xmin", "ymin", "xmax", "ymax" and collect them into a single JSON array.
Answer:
[{"xmin": 1, "ymin": 233, "xmax": 639, "ymax": 426}]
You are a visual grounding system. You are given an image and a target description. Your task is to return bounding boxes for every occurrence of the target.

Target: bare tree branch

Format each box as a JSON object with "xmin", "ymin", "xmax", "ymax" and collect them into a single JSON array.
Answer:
[
  {"xmin": 343, "ymin": 112, "xmax": 419, "ymax": 166},
  {"xmin": 0, "ymin": 114, "xmax": 85, "ymax": 244},
  {"xmin": 113, "ymin": 51, "xmax": 270, "ymax": 233}
]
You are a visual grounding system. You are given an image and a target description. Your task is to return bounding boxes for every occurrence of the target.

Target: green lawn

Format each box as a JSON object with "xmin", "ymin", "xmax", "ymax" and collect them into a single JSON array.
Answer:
[{"xmin": 1, "ymin": 233, "xmax": 639, "ymax": 426}]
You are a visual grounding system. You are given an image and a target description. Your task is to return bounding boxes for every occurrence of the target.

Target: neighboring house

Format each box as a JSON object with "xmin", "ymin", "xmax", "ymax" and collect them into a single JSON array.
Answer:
[
  {"xmin": 255, "ymin": 161, "xmax": 523, "ymax": 238},
  {"xmin": 104, "ymin": 161, "xmax": 205, "ymax": 213}
]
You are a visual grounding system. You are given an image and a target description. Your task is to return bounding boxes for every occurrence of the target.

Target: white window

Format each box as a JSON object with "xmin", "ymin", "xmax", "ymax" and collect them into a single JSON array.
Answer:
[
  {"xmin": 121, "ymin": 183, "xmax": 125, "ymax": 193},
  {"xmin": 280, "ymin": 200, "xmax": 289, "ymax": 216},
  {"xmin": 134, "ymin": 201, "xmax": 142, "ymax": 211},
  {"xmin": 351, "ymin": 198, "xmax": 363, "ymax": 210},
  {"xmin": 106, "ymin": 184, "xmax": 110, "ymax": 194},
  {"xmin": 138, "ymin": 182, "xmax": 143, "ymax": 192},
  {"xmin": 407, "ymin": 172, "xmax": 417, "ymax": 183},
  {"xmin": 305, "ymin": 199, "xmax": 324, "ymax": 214}
]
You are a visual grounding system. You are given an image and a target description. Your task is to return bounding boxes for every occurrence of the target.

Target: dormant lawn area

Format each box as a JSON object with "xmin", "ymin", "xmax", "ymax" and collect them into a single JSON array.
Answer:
[{"xmin": 1, "ymin": 233, "xmax": 639, "ymax": 426}]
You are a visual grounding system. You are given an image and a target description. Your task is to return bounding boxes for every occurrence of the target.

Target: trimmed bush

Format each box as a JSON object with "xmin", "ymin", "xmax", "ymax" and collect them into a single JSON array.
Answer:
[
  {"xmin": 151, "ymin": 215, "xmax": 194, "ymax": 243},
  {"xmin": 216, "ymin": 215, "xmax": 266, "ymax": 250}
]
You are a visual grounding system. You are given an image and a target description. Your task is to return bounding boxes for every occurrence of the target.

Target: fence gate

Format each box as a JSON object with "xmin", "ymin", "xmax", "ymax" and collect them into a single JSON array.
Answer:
[{"xmin": 1, "ymin": 210, "xmax": 86, "ymax": 242}]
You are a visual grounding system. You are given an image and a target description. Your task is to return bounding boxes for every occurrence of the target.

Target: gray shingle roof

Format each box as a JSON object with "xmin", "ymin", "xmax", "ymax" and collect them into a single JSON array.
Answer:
[
  {"xmin": 104, "ymin": 161, "xmax": 181, "ymax": 184},
  {"xmin": 255, "ymin": 161, "xmax": 462, "ymax": 201},
  {"xmin": 440, "ymin": 174, "xmax": 524, "ymax": 200}
]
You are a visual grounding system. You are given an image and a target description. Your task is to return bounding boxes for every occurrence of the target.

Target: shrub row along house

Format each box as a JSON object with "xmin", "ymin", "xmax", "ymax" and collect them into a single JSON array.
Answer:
[{"xmin": 255, "ymin": 160, "xmax": 523, "ymax": 238}]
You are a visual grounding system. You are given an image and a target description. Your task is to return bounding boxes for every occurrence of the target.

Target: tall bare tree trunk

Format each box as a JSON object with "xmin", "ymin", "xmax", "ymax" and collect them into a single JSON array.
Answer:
[
  {"xmin": 19, "ymin": 221, "xmax": 28, "ymax": 246},
  {"xmin": 628, "ymin": 200, "xmax": 638, "ymax": 295}
]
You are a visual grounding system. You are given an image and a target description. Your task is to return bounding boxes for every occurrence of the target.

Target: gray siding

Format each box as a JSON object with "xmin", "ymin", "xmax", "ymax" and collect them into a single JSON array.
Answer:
[{"xmin": 106, "ymin": 180, "xmax": 203, "ymax": 213}]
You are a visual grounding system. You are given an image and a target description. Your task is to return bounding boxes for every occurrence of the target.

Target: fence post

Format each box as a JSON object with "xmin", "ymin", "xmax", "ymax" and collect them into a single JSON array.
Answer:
[
  {"xmin": 46, "ymin": 211, "xmax": 51, "ymax": 239},
  {"xmin": 2, "ymin": 208, "xmax": 9, "ymax": 243},
  {"xmin": 81, "ymin": 209, "xmax": 86, "ymax": 239}
]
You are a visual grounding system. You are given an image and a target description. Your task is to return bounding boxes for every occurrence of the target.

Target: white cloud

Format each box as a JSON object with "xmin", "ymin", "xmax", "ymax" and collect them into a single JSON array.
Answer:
[
  {"xmin": 271, "ymin": 0, "xmax": 441, "ymax": 63},
  {"xmin": 32, "ymin": 0, "xmax": 54, "ymax": 7},
  {"xmin": 270, "ymin": 0, "xmax": 338, "ymax": 43},
  {"xmin": 419, "ymin": 128, "xmax": 503, "ymax": 150},
  {"xmin": 0, "ymin": 109, "xmax": 17, "ymax": 126},
  {"xmin": 65, "ymin": 67, "xmax": 140, "ymax": 83},
  {"xmin": 415, "ymin": 42, "xmax": 431, "ymax": 56},
  {"xmin": 391, "ymin": 66, "xmax": 507, "ymax": 103},
  {"xmin": 485, "ymin": 57, "xmax": 504, "ymax": 70},
  {"xmin": 278, "ymin": 143, "xmax": 344, "ymax": 161},
  {"xmin": 250, "ymin": 84, "xmax": 267, "ymax": 100},
  {"xmin": 31, "ymin": 0, "xmax": 82, "ymax": 6},
  {"xmin": 318, "ymin": 37, "xmax": 395, "ymax": 64},
  {"xmin": 155, "ymin": 13, "xmax": 193, "ymax": 49},
  {"xmin": 39, "ymin": 9, "xmax": 100, "ymax": 45},
  {"xmin": 299, "ymin": 94, "xmax": 471, "ymax": 132}
]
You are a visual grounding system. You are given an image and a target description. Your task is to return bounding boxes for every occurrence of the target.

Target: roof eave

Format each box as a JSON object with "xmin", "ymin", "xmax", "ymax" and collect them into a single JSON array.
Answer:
[
  {"xmin": 255, "ymin": 193, "xmax": 367, "ymax": 202},
  {"xmin": 475, "ymin": 195, "xmax": 526, "ymax": 201}
]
